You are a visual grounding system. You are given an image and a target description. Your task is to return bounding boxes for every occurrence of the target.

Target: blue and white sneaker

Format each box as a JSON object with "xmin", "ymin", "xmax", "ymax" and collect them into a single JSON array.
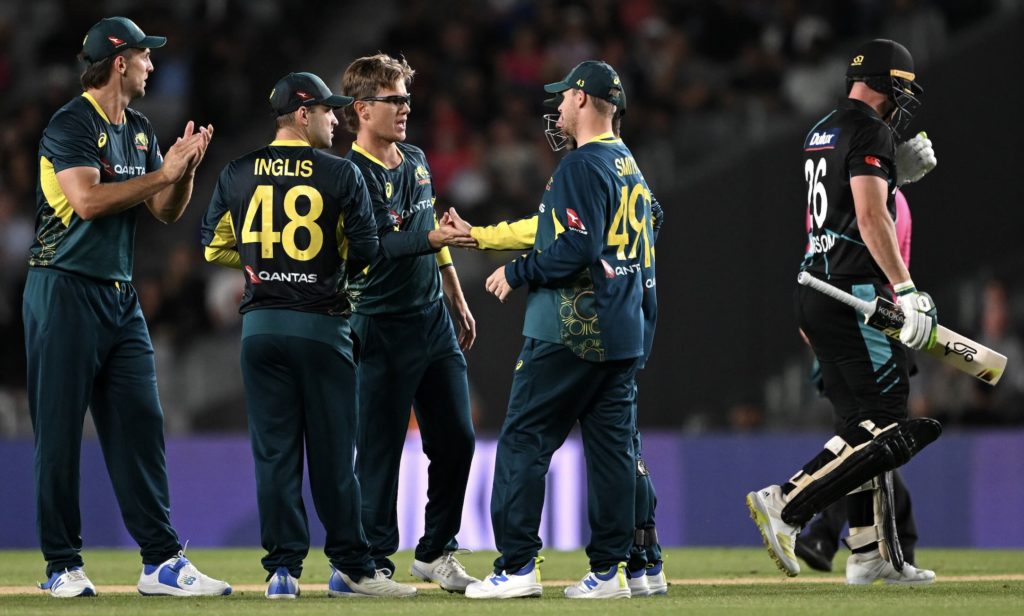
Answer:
[
  {"xmin": 137, "ymin": 552, "xmax": 232, "ymax": 596},
  {"xmin": 465, "ymin": 556, "xmax": 543, "ymax": 599},
  {"xmin": 564, "ymin": 562, "xmax": 630, "ymax": 599},
  {"xmin": 265, "ymin": 567, "xmax": 299, "ymax": 599},
  {"xmin": 327, "ymin": 567, "xmax": 417, "ymax": 598},
  {"xmin": 627, "ymin": 566, "xmax": 650, "ymax": 596},
  {"xmin": 645, "ymin": 561, "xmax": 668, "ymax": 595},
  {"xmin": 39, "ymin": 567, "xmax": 96, "ymax": 598}
]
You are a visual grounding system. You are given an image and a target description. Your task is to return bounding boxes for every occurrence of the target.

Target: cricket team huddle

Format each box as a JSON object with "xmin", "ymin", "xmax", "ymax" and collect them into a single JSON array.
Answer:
[{"xmin": 27, "ymin": 15, "xmax": 947, "ymax": 599}]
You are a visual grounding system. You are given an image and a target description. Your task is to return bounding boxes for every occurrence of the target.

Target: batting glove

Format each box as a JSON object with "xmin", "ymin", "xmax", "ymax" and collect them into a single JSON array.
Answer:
[
  {"xmin": 894, "ymin": 280, "xmax": 938, "ymax": 350},
  {"xmin": 895, "ymin": 132, "xmax": 937, "ymax": 186}
]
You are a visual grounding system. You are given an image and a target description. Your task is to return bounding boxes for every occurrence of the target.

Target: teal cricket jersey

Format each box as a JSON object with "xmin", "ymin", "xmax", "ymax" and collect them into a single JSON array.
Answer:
[
  {"xmin": 505, "ymin": 133, "xmax": 655, "ymax": 362},
  {"xmin": 29, "ymin": 93, "xmax": 163, "ymax": 282},
  {"xmin": 200, "ymin": 140, "xmax": 380, "ymax": 316},
  {"xmin": 344, "ymin": 142, "xmax": 449, "ymax": 316}
]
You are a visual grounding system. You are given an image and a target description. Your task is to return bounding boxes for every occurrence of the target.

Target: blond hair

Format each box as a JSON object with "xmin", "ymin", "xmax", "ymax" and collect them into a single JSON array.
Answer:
[{"xmin": 341, "ymin": 53, "xmax": 415, "ymax": 133}]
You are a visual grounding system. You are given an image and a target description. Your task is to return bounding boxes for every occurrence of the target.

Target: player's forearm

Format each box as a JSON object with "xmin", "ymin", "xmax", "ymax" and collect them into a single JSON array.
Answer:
[
  {"xmin": 204, "ymin": 246, "xmax": 241, "ymax": 269},
  {"xmin": 381, "ymin": 229, "xmax": 434, "ymax": 259},
  {"xmin": 860, "ymin": 209, "xmax": 911, "ymax": 284},
  {"xmin": 470, "ymin": 218, "xmax": 537, "ymax": 250},
  {"xmin": 62, "ymin": 166, "xmax": 176, "ymax": 221},
  {"xmin": 505, "ymin": 237, "xmax": 598, "ymax": 288},
  {"xmin": 148, "ymin": 172, "xmax": 195, "ymax": 224},
  {"xmin": 440, "ymin": 264, "xmax": 467, "ymax": 305}
]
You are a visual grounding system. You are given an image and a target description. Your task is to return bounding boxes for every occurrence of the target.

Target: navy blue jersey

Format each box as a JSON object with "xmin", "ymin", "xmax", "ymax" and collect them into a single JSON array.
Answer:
[
  {"xmin": 344, "ymin": 142, "xmax": 449, "ymax": 315},
  {"xmin": 801, "ymin": 98, "xmax": 897, "ymax": 281},
  {"xmin": 200, "ymin": 140, "xmax": 379, "ymax": 315},
  {"xmin": 505, "ymin": 133, "xmax": 654, "ymax": 362},
  {"xmin": 30, "ymin": 93, "xmax": 163, "ymax": 281}
]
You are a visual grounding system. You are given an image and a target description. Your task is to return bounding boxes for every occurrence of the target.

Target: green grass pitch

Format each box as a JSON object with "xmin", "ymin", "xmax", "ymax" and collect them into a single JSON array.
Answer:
[{"xmin": 1, "ymin": 548, "xmax": 1022, "ymax": 614}]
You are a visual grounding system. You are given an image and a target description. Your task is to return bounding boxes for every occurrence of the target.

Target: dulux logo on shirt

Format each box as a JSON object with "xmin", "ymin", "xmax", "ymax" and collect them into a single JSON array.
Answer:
[{"xmin": 804, "ymin": 128, "xmax": 841, "ymax": 151}]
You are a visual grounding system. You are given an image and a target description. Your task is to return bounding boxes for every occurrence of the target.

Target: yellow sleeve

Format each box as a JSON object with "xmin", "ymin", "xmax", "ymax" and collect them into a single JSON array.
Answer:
[
  {"xmin": 204, "ymin": 211, "xmax": 242, "ymax": 269},
  {"xmin": 436, "ymin": 246, "xmax": 453, "ymax": 268},
  {"xmin": 470, "ymin": 215, "xmax": 538, "ymax": 250}
]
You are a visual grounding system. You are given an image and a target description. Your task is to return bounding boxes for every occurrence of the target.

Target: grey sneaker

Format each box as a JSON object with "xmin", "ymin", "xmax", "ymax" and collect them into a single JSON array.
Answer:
[
  {"xmin": 328, "ymin": 567, "xmax": 417, "ymax": 598},
  {"xmin": 410, "ymin": 551, "xmax": 480, "ymax": 593}
]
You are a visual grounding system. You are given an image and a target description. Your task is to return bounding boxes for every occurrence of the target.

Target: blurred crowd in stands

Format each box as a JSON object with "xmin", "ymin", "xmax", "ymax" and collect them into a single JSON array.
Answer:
[{"xmin": 0, "ymin": 0, "xmax": 1020, "ymax": 435}]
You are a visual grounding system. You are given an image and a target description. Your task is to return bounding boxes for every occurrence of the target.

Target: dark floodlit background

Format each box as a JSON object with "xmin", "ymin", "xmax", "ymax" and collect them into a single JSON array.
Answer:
[{"xmin": 1, "ymin": 0, "xmax": 1022, "ymax": 437}]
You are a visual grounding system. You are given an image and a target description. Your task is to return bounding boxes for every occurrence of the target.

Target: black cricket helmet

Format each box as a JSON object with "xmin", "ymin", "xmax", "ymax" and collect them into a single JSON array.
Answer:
[{"xmin": 846, "ymin": 39, "xmax": 923, "ymax": 136}]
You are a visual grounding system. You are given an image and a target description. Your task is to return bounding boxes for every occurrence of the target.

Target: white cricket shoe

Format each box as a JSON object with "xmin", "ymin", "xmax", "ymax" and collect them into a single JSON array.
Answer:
[
  {"xmin": 746, "ymin": 485, "xmax": 801, "ymax": 576},
  {"xmin": 410, "ymin": 551, "xmax": 479, "ymax": 593},
  {"xmin": 564, "ymin": 562, "xmax": 631, "ymax": 599},
  {"xmin": 327, "ymin": 567, "xmax": 417, "ymax": 598},
  {"xmin": 627, "ymin": 565, "xmax": 650, "ymax": 596},
  {"xmin": 465, "ymin": 556, "xmax": 543, "ymax": 599},
  {"xmin": 265, "ymin": 566, "xmax": 299, "ymax": 599},
  {"xmin": 39, "ymin": 567, "xmax": 96, "ymax": 598},
  {"xmin": 645, "ymin": 561, "xmax": 668, "ymax": 595},
  {"xmin": 137, "ymin": 552, "xmax": 232, "ymax": 596},
  {"xmin": 846, "ymin": 551, "xmax": 936, "ymax": 585}
]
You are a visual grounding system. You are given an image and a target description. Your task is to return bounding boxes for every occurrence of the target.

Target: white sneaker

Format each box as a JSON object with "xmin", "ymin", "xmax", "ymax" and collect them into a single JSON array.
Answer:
[
  {"xmin": 846, "ymin": 551, "xmax": 936, "ymax": 585},
  {"xmin": 137, "ymin": 552, "xmax": 232, "ymax": 596},
  {"xmin": 265, "ymin": 567, "xmax": 299, "ymax": 599},
  {"xmin": 564, "ymin": 562, "xmax": 631, "ymax": 599},
  {"xmin": 328, "ymin": 567, "xmax": 417, "ymax": 598},
  {"xmin": 465, "ymin": 556, "xmax": 543, "ymax": 599},
  {"xmin": 627, "ymin": 566, "xmax": 650, "ymax": 596},
  {"xmin": 410, "ymin": 551, "xmax": 480, "ymax": 593},
  {"xmin": 39, "ymin": 567, "xmax": 96, "ymax": 598},
  {"xmin": 645, "ymin": 561, "xmax": 668, "ymax": 595},
  {"xmin": 746, "ymin": 485, "xmax": 801, "ymax": 576}
]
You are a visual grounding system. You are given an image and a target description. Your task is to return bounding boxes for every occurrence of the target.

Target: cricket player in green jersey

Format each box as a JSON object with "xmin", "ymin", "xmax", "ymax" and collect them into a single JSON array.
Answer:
[
  {"xmin": 463, "ymin": 61, "xmax": 655, "ymax": 600},
  {"xmin": 24, "ymin": 17, "xmax": 229, "ymax": 598},
  {"xmin": 340, "ymin": 54, "xmax": 479, "ymax": 593},
  {"xmin": 201, "ymin": 72, "xmax": 417, "ymax": 599}
]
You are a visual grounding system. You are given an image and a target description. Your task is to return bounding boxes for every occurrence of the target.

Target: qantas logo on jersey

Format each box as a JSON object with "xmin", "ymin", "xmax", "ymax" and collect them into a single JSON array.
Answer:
[
  {"xmin": 245, "ymin": 266, "xmax": 318, "ymax": 284},
  {"xmin": 566, "ymin": 208, "xmax": 587, "ymax": 234},
  {"xmin": 804, "ymin": 128, "xmax": 840, "ymax": 151}
]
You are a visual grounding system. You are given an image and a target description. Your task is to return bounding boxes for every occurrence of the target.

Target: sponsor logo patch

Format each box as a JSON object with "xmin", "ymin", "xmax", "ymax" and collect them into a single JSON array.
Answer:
[
  {"xmin": 805, "ymin": 128, "xmax": 840, "ymax": 151},
  {"xmin": 97, "ymin": 132, "xmax": 107, "ymax": 148},
  {"xmin": 295, "ymin": 90, "xmax": 313, "ymax": 102},
  {"xmin": 600, "ymin": 259, "xmax": 615, "ymax": 279},
  {"xmin": 864, "ymin": 155, "xmax": 882, "ymax": 168},
  {"xmin": 107, "ymin": 36, "xmax": 126, "ymax": 47},
  {"xmin": 566, "ymin": 208, "xmax": 586, "ymax": 233},
  {"xmin": 245, "ymin": 266, "xmax": 262, "ymax": 285}
]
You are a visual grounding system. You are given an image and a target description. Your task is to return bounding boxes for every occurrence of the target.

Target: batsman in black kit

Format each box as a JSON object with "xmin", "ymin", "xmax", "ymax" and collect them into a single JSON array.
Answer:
[{"xmin": 746, "ymin": 39, "xmax": 941, "ymax": 585}]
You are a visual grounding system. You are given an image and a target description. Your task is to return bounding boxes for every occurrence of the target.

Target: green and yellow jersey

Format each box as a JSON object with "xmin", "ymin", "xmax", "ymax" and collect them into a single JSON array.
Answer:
[
  {"xmin": 30, "ymin": 93, "xmax": 163, "ymax": 281},
  {"xmin": 504, "ymin": 133, "xmax": 656, "ymax": 362},
  {"xmin": 344, "ymin": 142, "xmax": 451, "ymax": 315},
  {"xmin": 474, "ymin": 185, "xmax": 662, "ymax": 364},
  {"xmin": 200, "ymin": 140, "xmax": 379, "ymax": 316}
]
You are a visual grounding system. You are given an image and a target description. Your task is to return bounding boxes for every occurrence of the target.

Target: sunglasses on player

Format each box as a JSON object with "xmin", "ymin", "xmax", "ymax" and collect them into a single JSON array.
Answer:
[{"xmin": 358, "ymin": 94, "xmax": 411, "ymax": 106}]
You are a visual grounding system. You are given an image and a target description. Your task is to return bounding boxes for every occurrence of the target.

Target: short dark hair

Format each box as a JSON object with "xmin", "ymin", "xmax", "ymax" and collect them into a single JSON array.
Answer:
[{"xmin": 79, "ymin": 48, "xmax": 141, "ymax": 90}]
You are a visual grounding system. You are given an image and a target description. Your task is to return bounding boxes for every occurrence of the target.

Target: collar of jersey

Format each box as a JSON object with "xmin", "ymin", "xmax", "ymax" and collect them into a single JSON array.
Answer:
[
  {"xmin": 580, "ymin": 131, "xmax": 619, "ymax": 146},
  {"xmin": 350, "ymin": 142, "xmax": 403, "ymax": 169},
  {"xmin": 269, "ymin": 139, "xmax": 310, "ymax": 147},
  {"xmin": 81, "ymin": 92, "xmax": 121, "ymax": 125}
]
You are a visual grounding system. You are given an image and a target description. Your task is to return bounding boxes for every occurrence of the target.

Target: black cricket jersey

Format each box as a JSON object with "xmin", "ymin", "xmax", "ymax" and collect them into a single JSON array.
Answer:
[
  {"xmin": 344, "ymin": 142, "xmax": 449, "ymax": 316},
  {"xmin": 800, "ymin": 98, "xmax": 897, "ymax": 281},
  {"xmin": 30, "ymin": 93, "xmax": 163, "ymax": 282},
  {"xmin": 200, "ymin": 140, "xmax": 379, "ymax": 315}
]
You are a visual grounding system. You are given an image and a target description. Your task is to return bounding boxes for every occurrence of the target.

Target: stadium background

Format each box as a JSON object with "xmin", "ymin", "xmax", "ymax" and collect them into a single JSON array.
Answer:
[{"xmin": 0, "ymin": 0, "xmax": 1022, "ymax": 551}]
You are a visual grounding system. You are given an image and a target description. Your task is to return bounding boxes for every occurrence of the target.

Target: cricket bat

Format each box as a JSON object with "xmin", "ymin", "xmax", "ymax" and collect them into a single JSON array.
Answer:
[{"xmin": 797, "ymin": 272, "xmax": 1007, "ymax": 385}]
